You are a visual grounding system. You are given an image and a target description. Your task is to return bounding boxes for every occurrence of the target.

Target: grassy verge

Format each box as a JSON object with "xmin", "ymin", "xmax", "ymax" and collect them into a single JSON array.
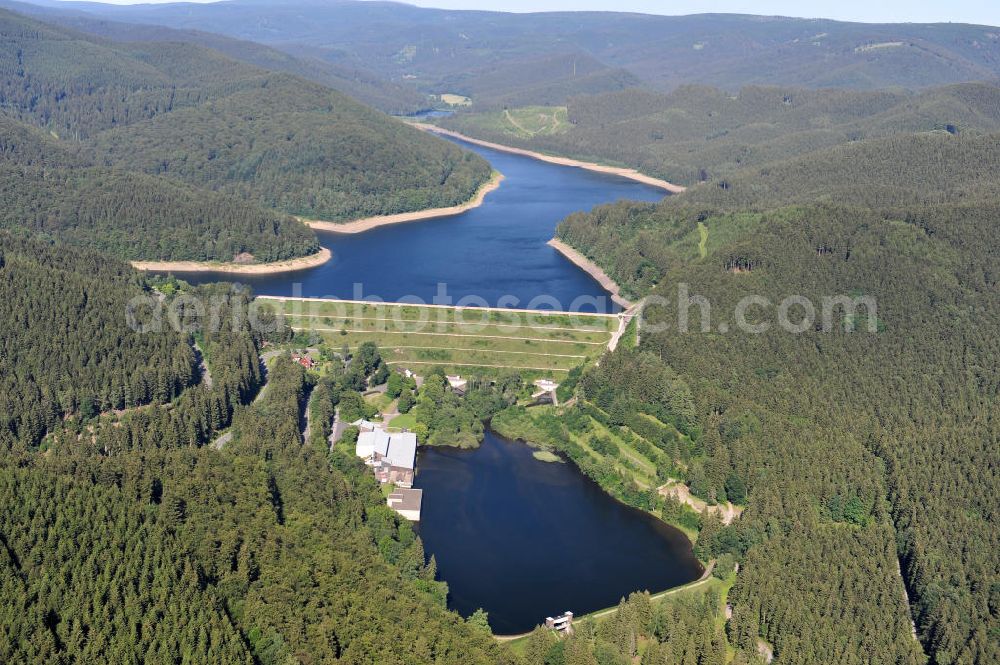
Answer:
[{"xmin": 388, "ymin": 412, "xmax": 417, "ymax": 430}]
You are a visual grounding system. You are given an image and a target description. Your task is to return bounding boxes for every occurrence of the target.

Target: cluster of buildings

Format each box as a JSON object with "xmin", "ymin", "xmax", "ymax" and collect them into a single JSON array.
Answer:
[{"xmin": 354, "ymin": 420, "xmax": 422, "ymax": 520}]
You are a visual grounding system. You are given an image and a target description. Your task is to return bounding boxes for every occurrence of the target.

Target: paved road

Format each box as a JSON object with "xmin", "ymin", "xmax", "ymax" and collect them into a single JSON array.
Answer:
[
  {"xmin": 329, "ymin": 409, "xmax": 348, "ymax": 450},
  {"xmin": 211, "ymin": 349, "xmax": 286, "ymax": 449},
  {"xmin": 301, "ymin": 386, "xmax": 315, "ymax": 443},
  {"xmin": 192, "ymin": 340, "xmax": 213, "ymax": 389},
  {"xmin": 607, "ymin": 299, "xmax": 645, "ymax": 353}
]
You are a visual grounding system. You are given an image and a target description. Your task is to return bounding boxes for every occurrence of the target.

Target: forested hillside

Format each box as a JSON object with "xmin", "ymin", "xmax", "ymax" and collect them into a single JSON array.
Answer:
[
  {"xmin": 50, "ymin": 0, "xmax": 1000, "ymax": 101},
  {"xmin": 13, "ymin": 9, "xmax": 431, "ymax": 114},
  {"xmin": 442, "ymin": 82, "xmax": 1000, "ymax": 185},
  {"xmin": 0, "ymin": 368, "xmax": 513, "ymax": 664},
  {"xmin": 555, "ymin": 130, "xmax": 1000, "ymax": 298},
  {"xmin": 0, "ymin": 114, "xmax": 319, "ymax": 262},
  {"xmin": 0, "ymin": 234, "xmax": 195, "ymax": 449},
  {"xmin": 0, "ymin": 239, "xmax": 514, "ymax": 663},
  {"xmin": 0, "ymin": 7, "xmax": 491, "ymax": 239},
  {"xmin": 550, "ymin": 130, "xmax": 1000, "ymax": 662}
]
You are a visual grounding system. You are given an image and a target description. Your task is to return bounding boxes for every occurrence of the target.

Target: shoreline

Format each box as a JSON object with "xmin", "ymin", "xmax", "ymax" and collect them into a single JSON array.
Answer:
[
  {"xmin": 547, "ymin": 238, "xmax": 633, "ymax": 309},
  {"xmin": 131, "ymin": 247, "xmax": 332, "ymax": 275},
  {"xmin": 411, "ymin": 123, "xmax": 687, "ymax": 194},
  {"xmin": 299, "ymin": 171, "xmax": 504, "ymax": 234}
]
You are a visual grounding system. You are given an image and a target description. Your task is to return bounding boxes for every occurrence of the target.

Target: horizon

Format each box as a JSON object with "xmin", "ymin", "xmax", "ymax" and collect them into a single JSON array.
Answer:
[{"xmin": 47, "ymin": 0, "xmax": 1000, "ymax": 28}]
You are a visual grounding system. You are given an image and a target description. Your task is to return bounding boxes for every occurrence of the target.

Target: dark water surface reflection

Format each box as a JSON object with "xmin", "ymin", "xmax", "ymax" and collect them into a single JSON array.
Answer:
[{"xmin": 415, "ymin": 431, "xmax": 703, "ymax": 634}]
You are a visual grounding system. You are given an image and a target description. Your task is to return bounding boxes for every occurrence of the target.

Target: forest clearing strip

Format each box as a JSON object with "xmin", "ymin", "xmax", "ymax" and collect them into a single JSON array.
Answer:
[
  {"xmin": 386, "ymin": 360, "xmax": 571, "ymax": 371},
  {"xmin": 383, "ymin": 346, "xmax": 586, "ymax": 359}
]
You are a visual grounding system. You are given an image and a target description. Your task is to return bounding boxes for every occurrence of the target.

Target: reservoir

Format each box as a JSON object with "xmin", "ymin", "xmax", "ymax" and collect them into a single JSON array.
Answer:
[
  {"xmin": 180, "ymin": 136, "xmax": 700, "ymax": 633},
  {"xmin": 176, "ymin": 137, "xmax": 665, "ymax": 312},
  {"xmin": 415, "ymin": 430, "xmax": 703, "ymax": 635}
]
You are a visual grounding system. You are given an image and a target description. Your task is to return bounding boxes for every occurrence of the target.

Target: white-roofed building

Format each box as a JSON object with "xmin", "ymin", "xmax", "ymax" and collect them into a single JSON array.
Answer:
[
  {"xmin": 387, "ymin": 488, "xmax": 423, "ymax": 521},
  {"xmin": 356, "ymin": 430, "xmax": 417, "ymax": 487},
  {"xmin": 445, "ymin": 374, "xmax": 468, "ymax": 395},
  {"xmin": 352, "ymin": 419, "xmax": 381, "ymax": 432},
  {"xmin": 355, "ymin": 430, "xmax": 379, "ymax": 461}
]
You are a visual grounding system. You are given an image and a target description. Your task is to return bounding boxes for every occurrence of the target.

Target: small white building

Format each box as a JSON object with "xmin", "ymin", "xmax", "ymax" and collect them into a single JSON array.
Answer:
[
  {"xmin": 352, "ymin": 419, "xmax": 381, "ymax": 433},
  {"xmin": 445, "ymin": 374, "xmax": 468, "ymax": 394},
  {"xmin": 387, "ymin": 488, "xmax": 423, "ymax": 521},
  {"xmin": 545, "ymin": 611, "xmax": 574, "ymax": 633},
  {"xmin": 532, "ymin": 378, "xmax": 560, "ymax": 405},
  {"xmin": 534, "ymin": 379, "xmax": 559, "ymax": 393}
]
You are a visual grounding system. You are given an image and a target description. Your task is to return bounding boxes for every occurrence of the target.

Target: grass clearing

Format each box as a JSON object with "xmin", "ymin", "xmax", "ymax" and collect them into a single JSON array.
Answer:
[
  {"xmin": 259, "ymin": 297, "xmax": 615, "ymax": 376},
  {"xmin": 365, "ymin": 392, "xmax": 394, "ymax": 411},
  {"xmin": 455, "ymin": 105, "xmax": 570, "ymax": 139},
  {"xmin": 439, "ymin": 93, "xmax": 472, "ymax": 106},
  {"xmin": 568, "ymin": 415, "xmax": 663, "ymax": 488},
  {"xmin": 388, "ymin": 412, "xmax": 417, "ymax": 430}
]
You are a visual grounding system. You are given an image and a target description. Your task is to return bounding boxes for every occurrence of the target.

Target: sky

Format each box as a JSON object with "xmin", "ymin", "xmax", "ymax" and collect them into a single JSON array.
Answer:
[{"xmin": 58, "ymin": 0, "xmax": 1000, "ymax": 27}]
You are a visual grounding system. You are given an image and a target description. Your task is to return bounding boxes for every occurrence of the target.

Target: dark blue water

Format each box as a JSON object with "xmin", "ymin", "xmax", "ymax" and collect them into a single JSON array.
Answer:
[
  {"xmin": 415, "ymin": 431, "xmax": 703, "ymax": 635},
  {"xmin": 174, "ymin": 138, "xmax": 665, "ymax": 313}
]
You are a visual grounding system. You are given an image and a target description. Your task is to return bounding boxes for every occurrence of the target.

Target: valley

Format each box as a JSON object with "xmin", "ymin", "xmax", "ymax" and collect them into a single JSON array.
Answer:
[{"xmin": 0, "ymin": 2, "xmax": 997, "ymax": 664}]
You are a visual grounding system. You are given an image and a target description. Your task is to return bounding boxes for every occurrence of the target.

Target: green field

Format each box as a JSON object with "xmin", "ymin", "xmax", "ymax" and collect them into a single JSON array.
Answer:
[
  {"xmin": 259, "ymin": 297, "xmax": 617, "ymax": 376},
  {"xmin": 495, "ymin": 403, "xmax": 668, "ymax": 489},
  {"xmin": 438, "ymin": 93, "xmax": 472, "ymax": 106},
  {"xmin": 456, "ymin": 105, "xmax": 570, "ymax": 139},
  {"xmin": 387, "ymin": 412, "xmax": 418, "ymax": 430}
]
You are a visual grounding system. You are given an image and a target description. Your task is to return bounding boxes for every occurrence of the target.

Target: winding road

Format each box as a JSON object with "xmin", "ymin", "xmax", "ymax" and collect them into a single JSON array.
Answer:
[{"xmin": 210, "ymin": 349, "xmax": 286, "ymax": 450}]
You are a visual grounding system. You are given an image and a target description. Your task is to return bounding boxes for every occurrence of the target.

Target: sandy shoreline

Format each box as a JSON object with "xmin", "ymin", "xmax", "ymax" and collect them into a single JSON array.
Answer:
[
  {"xmin": 300, "ymin": 171, "xmax": 504, "ymax": 234},
  {"xmin": 128, "ymin": 127, "xmax": 667, "ymax": 278},
  {"xmin": 548, "ymin": 238, "xmax": 632, "ymax": 309},
  {"xmin": 411, "ymin": 123, "xmax": 687, "ymax": 194},
  {"xmin": 131, "ymin": 247, "xmax": 333, "ymax": 275}
]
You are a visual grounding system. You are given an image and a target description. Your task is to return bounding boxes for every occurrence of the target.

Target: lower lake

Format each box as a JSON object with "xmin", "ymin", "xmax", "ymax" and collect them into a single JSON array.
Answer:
[{"xmin": 414, "ymin": 430, "xmax": 703, "ymax": 635}]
